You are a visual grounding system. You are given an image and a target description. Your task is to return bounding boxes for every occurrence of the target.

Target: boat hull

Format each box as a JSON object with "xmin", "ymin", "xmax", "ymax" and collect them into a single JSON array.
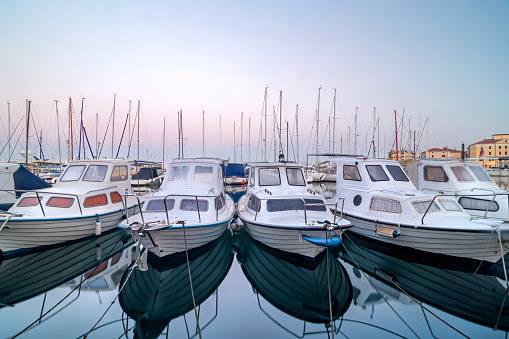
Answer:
[
  {"xmin": 0, "ymin": 205, "xmax": 139, "ymax": 256},
  {"xmin": 343, "ymin": 213, "xmax": 509, "ymax": 263}
]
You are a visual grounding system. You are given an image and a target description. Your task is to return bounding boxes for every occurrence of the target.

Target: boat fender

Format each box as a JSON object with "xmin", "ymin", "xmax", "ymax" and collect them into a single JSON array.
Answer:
[
  {"xmin": 230, "ymin": 219, "xmax": 243, "ymax": 232},
  {"xmin": 376, "ymin": 228, "xmax": 400, "ymax": 238},
  {"xmin": 95, "ymin": 244, "xmax": 101, "ymax": 262},
  {"xmin": 121, "ymin": 213, "xmax": 127, "ymax": 219},
  {"xmin": 95, "ymin": 214, "xmax": 101, "ymax": 236}
]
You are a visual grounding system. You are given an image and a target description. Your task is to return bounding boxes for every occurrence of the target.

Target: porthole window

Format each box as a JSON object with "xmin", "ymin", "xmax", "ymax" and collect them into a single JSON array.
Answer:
[
  {"xmin": 110, "ymin": 192, "xmax": 122, "ymax": 203},
  {"xmin": 370, "ymin": 197, "xmax": 402, "ymax": 213},
  {"xmin": 17, "ymin": 196, "xmax": 42, "ymax": 207},
  {"xmin": 47, "ymin": 197, "xmax": 74, "ymax": 208},
  {"xmin": 84, "ymin": 194, "xmax": 108, "ymax": 207}
]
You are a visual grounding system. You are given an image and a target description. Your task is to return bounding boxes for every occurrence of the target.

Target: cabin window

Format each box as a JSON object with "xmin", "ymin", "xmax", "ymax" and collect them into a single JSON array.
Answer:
[
  {"xmin": 83, "ymin": 165, "xmax": 108, "ymax": 182},
  {"xmin": 343, "ymin": 165, "xmax": 361, "ymax": 181},
  {"xmin": 17, "ymin": 196, "xmax": 42, "ymax": 207},
  {"xmin": 194, "ymin": 166, "xmax": 213, "ymax": 182},
  {"xmin": 247, "ymin": 194, "xmax": 261, "ymax": 211},
  {"xmin": 450, "ymin": 166, "xmax": 474, "ymax": 182},
  {"xmin": 423, "ymin": 166, "xmax": 449, "ymax": 182},
  {"xmin": 60, "ymin": 165, "xmax": 86, "ymax": 182},
  {"xmin": 286, "ymin": 168, "xmax": 306, "ymax": 186},
  {"xmin": 180, "ymin": 199, "xmax": 209, "ymax": 212},
  {"xmin": 85, "ymin": 262, "xmax": 108, "ymax": 278},
  {"xmin": 412, "ymin": 200, "xmax": 440, "ymax": 213},
  {"xmin": 250, "ymin": 173, "xmax": 255, "ymax": 186},
  {"xmin": 365, "ymin": 165, "xmax": 389, "ymax": 182},
  {"xmin": 111, "ymin": 165, "xmax": 129, "ymax": 181},
  {"xmin": 259, "ymin": 168, "xmax": 281, "ymax": 186},
  {"xmin": 386, "ymin": 165, "xmax": 409, "ymax": 182},
  {"xmin": 84, "ymin": 194, "xmax": 108, "ymax": 207},
  {"xmin": 145, "ymin": 198, "xmax": 175, "ymax": 211},
  {"xmin": 458, "ymin": 197, "xmax": 499, "ymax": 212},
  {"xmin": 266, "ymin": 198, "xmax": 327, "ymax": 212},
  {"xmin": 168, "ymin": 166, "xmax": 189, "ymax": 182},
  {"xmin": 215, "ymin": 193, "xmax": 226, "ymax": 210},
  {"xmin": 468, "ymin": 166, "xmax": 492, "ymax": 182},
  {"xmin": 110, "ymin": 192, "xmax": 122, "ymax": 203},
  {"xmin": 438, "ymin": 199, "xmax": 462, "ymax": 212},
  {"xmin": 46, "ymin": 197, "xmax": 74, "ymax": 208},
  {"xmin": 370, "ymin": 197, "xmax": 402, "ymax": 213}
]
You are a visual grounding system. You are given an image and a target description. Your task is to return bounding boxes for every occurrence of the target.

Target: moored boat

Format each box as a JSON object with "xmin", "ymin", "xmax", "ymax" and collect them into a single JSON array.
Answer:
[
  {"xmin": 236, "ymin": 161, "xmax": 351, "ymax": 258},
  {"xmin": 0, "ymin": 158, "xmax": 140, "ymax": 257},
  {"xmin": 119, "ymin": 158, "xmax": 235, "ymax": 258},
  {"xmin": 327, "ymin": 156, "xmax": 509, "ymax": 264}
]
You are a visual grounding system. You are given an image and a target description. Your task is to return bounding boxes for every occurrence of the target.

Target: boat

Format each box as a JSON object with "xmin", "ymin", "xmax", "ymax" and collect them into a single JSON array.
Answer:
[
  {"xmin": 236, "ymin": 230, "xmax": 352, "ymax": 333},
  {"xmin": 118, "ymin": 230, "xmax": 234, "ymax": 338},
  {"xmin": 222, "ymin": 162, "xmax": 246, "ymax": 185},
  {"xmin": 0, "ymin": 163, "xmax": 51, "ymax": 211},
  {"xmin": 401, "ymin": 158, "xmax": 509, "ymax": 221},
  {"xmin": 131, "ymin": 165, "xmax": 165, "ymax": 191},
  {"xmin": 0, "ymin": 158, "xmax": 140, "ymax": 257},
  {"xmin": 0, "ymin": 228, "xmax": 133, "ymax": 309},
  {"xmin": 339, "ymin": 233, "xmax": 509, "ymax": 331},
  {"xmin": 326, "ymin": 156, "xmax": 509, "ymax": 264},
  {"xmin": 119, "ymin": 158, "xmax": 235, "ymax": 258},
  {"xmin": 486, "ymin": 166, "xmax": 509, "ymax": 177},
  {"xmin": 236, "ymin": 161, "xmax": 352, "ymax": 258}
]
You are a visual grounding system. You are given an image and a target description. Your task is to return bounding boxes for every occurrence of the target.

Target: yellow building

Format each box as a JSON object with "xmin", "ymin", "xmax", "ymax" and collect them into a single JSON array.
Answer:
[
  {"xmin": 468, "ymin": 134, "xmax": 509, "ymax": 168},
  {"xmin": 421, "ymin": 147, "xmax": 461, "ymax": 159},
  {"xmin": 389, "ymin": 149, "xmax": 415, "ymax": 160}
]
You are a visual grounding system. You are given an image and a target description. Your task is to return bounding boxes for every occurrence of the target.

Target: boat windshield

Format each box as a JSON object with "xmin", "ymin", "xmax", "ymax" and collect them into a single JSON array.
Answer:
[
  {"xmin": 193, "ymin": 166, "xmax": 213, "ymax": 182},
  {"xmin": 412, "ymin": 200, "xmax": 440, "ymax": 213},
  {"xmin": 180, "ymin": 199, "xmax": 209, "ymax": 212},
  {"xmin": 167, "ymin": 166, "xmax": 189, "ymax": 182},
  {"xmin": 423, "ymin": 166, "xmax": 449, "ymax": 182},
  {"xmin": 286, "ymin": 168, "xmax": 306, "ymax": 186},
  {"xmin": 343, "ymin": 165, "xmax": 361, "ymax": 181},
  {"xmin": 82, "ymin": 165, "xmax": 108, "ymax": 182},
  {"xmin": 450, "ymin": 166, "xmax": 474, "ymax": 182},
  {"xmin": 145, "ymin": 198, "xmax": 175, "ymax": 211},
  {"xmin": 468, "ymin": 166, "xmax": 492, "ymax": 182},
  {"xmin": 386, "ymin": 165, "xmax": 409, "ymax": 182},
  {"xmin": 60, "ymin": 165, "xmax": 86, "ymax": 182},
  {"xmin": 266, "ymin": 198, "xmax": 326, "ymax": 212},
  {"xmin": 366, "ymin": 165, "xmax": 389, "ymax": 182},
  {"xmin": 259, "ymin": 168, "xmax": 281, "ymax": 186}
]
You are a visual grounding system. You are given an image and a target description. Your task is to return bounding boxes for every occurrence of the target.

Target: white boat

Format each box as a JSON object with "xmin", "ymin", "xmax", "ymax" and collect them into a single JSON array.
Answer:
[
  {"xmin": 222, "ymin": 162, "xmax": 247, "ymax": 185},
  {"xmin": 119, "ymin": 158, "xmax": 235, "ymax": 258},
  {"xmin": 131, "ymin": 166, "xmax": 165, "ymax": 191},
  {"xmin": 486, "ymin": 167, "xmax": 509, "ymax": 177},
  {"xmin": 327, "ymin": 156, "xmax": 509, "ymax": 264},
  {"xmin": 0, "ymin": 159, "xmax": 140, "ymax": 257},
  {"xmin": 401, "ymin": 159, "xmax": 509, "ymax": 221},
  {"xmin": 236, "ymin": 162, "xmax": 352, "ymax": 258}
]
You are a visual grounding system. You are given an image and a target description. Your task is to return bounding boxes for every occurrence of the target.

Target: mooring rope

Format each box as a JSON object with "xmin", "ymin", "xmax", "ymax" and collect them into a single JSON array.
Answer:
[
  {"xmin": 341, "ymin": 232, "xmax": 471, "ymax": 339},
  {"xmin": 325, "ymin": 229, "xmax": 335, "ymax": 338},
  {"xmin": 11, "ymin": 229, "xmax": 131, "ymax": 338}
]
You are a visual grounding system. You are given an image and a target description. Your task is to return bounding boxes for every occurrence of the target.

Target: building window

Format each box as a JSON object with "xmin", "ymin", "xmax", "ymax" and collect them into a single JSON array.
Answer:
[
  {"xmin": 489, "ymin": 146, "xmax": 492, "ymax": 149},
  {"xmin": 489, "ymin": 152, "xmax": 492, "ymax": 155},
  {"xmin": 500, "ymin": 152, "xmax": 502, "ymax": 156}
]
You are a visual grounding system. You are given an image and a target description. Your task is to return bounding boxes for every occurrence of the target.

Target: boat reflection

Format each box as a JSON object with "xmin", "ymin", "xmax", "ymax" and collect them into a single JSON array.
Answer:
[
  {"xmin": 0, "ymin": 228, "xmax": 133, "ymax": 308},
  {"xmin": 225, "ymin": 184, "xmax": 246, "ymax": 203},
  {"xmin": 118, "ymin": 230, "xmax": 234, "ymax": 339},
  {"xmin": 339, "ymin": 233, "xmax": 509, "ymax": 331},
  {"xmin": 236, "ymin": 230, "xmax": 352, "ymax": 336}
]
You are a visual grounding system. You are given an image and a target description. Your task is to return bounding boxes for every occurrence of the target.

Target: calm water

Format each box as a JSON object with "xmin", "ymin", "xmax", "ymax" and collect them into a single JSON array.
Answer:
[{"xmin": 1, "ymin": 181, "xmax": 509, "ymax": 338}]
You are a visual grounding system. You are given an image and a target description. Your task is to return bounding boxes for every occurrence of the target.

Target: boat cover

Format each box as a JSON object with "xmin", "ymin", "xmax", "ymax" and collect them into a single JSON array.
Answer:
[{"xmin": 222, "ymin": 163, "xmax": 245, "ymax": 178}]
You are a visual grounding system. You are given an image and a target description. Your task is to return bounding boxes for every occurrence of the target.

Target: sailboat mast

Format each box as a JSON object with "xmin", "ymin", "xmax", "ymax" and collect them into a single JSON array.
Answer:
[
  {"xmin": 395, "ymin": 110, "xmax": 399, "ymax": 160},
  {"xmin": 178, "ymin": 111, "xmax": 181, "ymax": 159},
  {"xmin": 163, "ymin": 117, "xmax": 166, "ymax": 171},
  {"xmin": 354, "ymin": 107, "xmax": 358, "ymax": 155},
  {"xmin": 333, "ymin": 88, "xmax": 336, "ymax": 154},
  {"xmin": 55, "ymin": 100, "xmax": 62, "ymax": 165},
  {"xmin": 273, "ymin": 106, "xmax": 276, "ymax": 162},
  {"xmin": 234, "ymin": 121, "xmax": 236, "ymax": 162},
  {"xmin": 264, "ymin": 86, "xmax": 268, "ymax": 162},
  {"xmin": 279, "ymin": 90, "xmax": 282, "ymax": 156},
  {"xmin": 7, "ymin": 101, "xmax": 10, "ymax": 159},
  {"xmin": 296, "ymin": 104, "xmax": 299, "ymax": 162},
  {"xmin": 202, "ymin": 110, "xmax": 205, "ymax": 157},
  {"xmin": 316, "ymin": 87, "xmax": 321, "ymax": 162},
  {"xmin": 69, "ymin": 98, "xmax": 73, "ymax": 161},
  {"xmin": 25, "ymin": 99, "xmax": 30, "ymax": 164},
  {"xmin": 240, "ymin": 112, "xmax": 243, "ymax": 163},
  {"xmin": 219, "ymin": 115, "xmax": 222, "ymax": 159},
  {"xmin": 248, "ymin": 117, "xmax": 251, "ymax": 162},
  {"xmin": 111, "ymin": 94, "xmax": 116, "ymax": 159},
  {"xmin": 137, "ymin": 101, "xmax": 140, "ymax": 159}
]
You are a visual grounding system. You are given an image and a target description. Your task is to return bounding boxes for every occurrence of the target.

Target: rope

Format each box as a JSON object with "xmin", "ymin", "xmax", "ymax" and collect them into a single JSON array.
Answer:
[
  {"xmin": 341, "ymin": 232, "xmax": 471, "ymax": 338},
  {"xmin": 325, "ymin": 232, "xmax": 335, "ymax": 338},
  {"xmin": 11, "ymin": 229, "xmax": 131, "ymax": 338},
  {"xmin": 182, "ymin": 221, "xmax": 203, "ymax": 339}
]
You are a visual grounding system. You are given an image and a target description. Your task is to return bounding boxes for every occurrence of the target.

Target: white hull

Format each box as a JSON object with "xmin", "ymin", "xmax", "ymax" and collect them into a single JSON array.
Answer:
[
  {"xmin": 134, "ymin": 221, "xmax": 229, "ymax": 257},
  {"xmin": 224, "ymin": 176, "xmax": 246, "ymax": 185},
  {"xmin": 0, "ymin": 206, "xmax": 138, "ymax": 256},
  {"xmin": 344, "ymin": 213, "xmax": 508, "ymax": 263}
]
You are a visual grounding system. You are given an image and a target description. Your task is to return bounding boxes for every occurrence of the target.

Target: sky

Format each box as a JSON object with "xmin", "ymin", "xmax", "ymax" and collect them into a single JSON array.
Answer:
[{"xmin": 0, "ymin": 0, "xmax": 508, "ymax": 163}]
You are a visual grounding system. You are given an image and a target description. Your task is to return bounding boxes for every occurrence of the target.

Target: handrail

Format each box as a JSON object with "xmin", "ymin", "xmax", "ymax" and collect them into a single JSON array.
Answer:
[
  {"xmin": 0, "ymin": 188, "xmax": 83, "ymax": 216},
  {"xmin": 122, "ymin": 193, "xmax": 146, "ymax": 226},
  {"xmin": 252, "ymin": 195, "xmax": 345, "ymax": 225},
  {"xmin": 147, "ymin": 193, "xmax": 220, "ymax": 225}
]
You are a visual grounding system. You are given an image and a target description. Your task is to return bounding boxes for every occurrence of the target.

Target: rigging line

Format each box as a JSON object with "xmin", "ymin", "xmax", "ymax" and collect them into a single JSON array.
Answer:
[
  {"xmin": 341, "ymin": 232, "xmax": 470, "ymax": 339},
  {"xmin": 30, "ymin": 110, "xmax": 46, "ymax": 160},
  {"xmin": 0, "ymin": 116, "xmax": 23, "ymax": 158},
  {"xmin": 98, "ymin": 107, "xmax": 114, "ymax": 158},
  {"xmin": 11, "ymin": 228, "xmax": 131, "ymax": 339},
  {"xmin": 127, "ymin": 108, "xmax": 139, "ymax": 158},
  {"xmin": 8, "ymin": 126, "xmax": 25, "ymax": 162},
  {"xmin": 82, "ymin": 126, "xmax": 95, "ymax": 159},
  {"xmin": 116, "ymin": 112, "xmax": 130, "ymax": 158},
  {"xmin": 325, "ymin": 234, "xmax": 335, "ymax": 338},
  {"xmin": 182, "ymin": 221, "xmax": 203, "ymax": 339},
  {"xmin": 338, "ymin": 235, "xmax": 421, "ymax": 338},
  {"xmin": 337, "ymin": 319, "xmax": 408, "ymax": 338}
]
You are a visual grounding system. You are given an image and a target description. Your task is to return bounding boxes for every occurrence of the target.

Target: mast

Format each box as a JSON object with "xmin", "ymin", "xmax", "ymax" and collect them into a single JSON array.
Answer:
[
  {"xmin": 80, "ymin": 98, "xmax": 85, "ymax": 159},
  {"xmin": 126, "ymin": 100, "xmax": 131, "ymax": 157},
  {"xmin": 179, "ymin": 109, "xmax": 183, "ymax": 158},
  {"xmin": 111, "ymin": 94, "xmax": 116, "ymax": 158},
  {"xmin": 137, "ymin": 101, "xmax": 141, "ymax": 159},
  {"xmin": 248, "ymin": 117, "xmax": 251, "ymax": 163},
  {"xmin": 395, "ymin": 110, "xmax": 399, "ymax": 160},
  {"xmin": 316, "ymin": 87, "xmax": 321, "ymax": 163},
  {"xmin": 219, "ymin": 115, "xmax": 222, "ymax": 159},
  {"xmin": 264, "ymin": 86, "xmax": 268, "ymax": 162},
  {"xmin": 39, "ymin": 130, "xmax": 42, "ymax": 161},
  {"xmin": 177, "ymin": 111, "xmax": 181, "ymax": 159},
  {"xmin": 68, "ymin": 98, "xmax": 73, "ymax": 161},
  {"xmin": 202, "ymin": 110, "xmax": 205, "ymax": 157},
  {"xmin": 296, "ymin": 104, "xmax": 299, "ymax": 162},
  {"xmin": 233, "ymin": 121, "xmax": 236, "ymax": 162},
  {"xmin": 286, "ymin": 121, "xmax": 289, "ymax": 160},
  {"xmin": 7, "ymin": 101, "xmax": 10, "ymax": 160},
  {"xmin": 279, "ymin": 90, "xmax": 282, "ymax": 156},
  {"xmin": 332, "ymin": 88, "xmax": 336, "ymax": 154},
  {"xmin": 163, "ymin": 117, "xmax": 166, "ymax": 171},
  {"xmin": 240, "ymin": 112, "xmax": 243, "ymax": 163},
  {"xmin": 25, "ymin": 100, "xmax": 30, "ymax": 164},
  {"xmin": 95, "ymin": 113, "xmax": 98, "ymax": 158},
  {"xmin": 372, "ymin": 107, "xmax": 376, "ymax": 159},
  {"xmin": 273, "ymin": 106, "xmax": 276, "ymax": 162},
  {"xmin": 55, "ymin": 100, "xmax": 62, "ymax": 165},
  {"xmin": 354, "ymin": 107, "xmax": 358, "ymax": 155}
]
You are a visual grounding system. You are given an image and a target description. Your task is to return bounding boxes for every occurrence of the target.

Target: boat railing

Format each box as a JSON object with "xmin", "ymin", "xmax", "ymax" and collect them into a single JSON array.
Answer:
[
  {"xmin": 253, "ymin": 195, "xmax": 345, "ymax": 225},
  {"xmin": 0, "ymin": 188, "xmax": 83, "ymax": 217},
  {"xmin": 121, "ymin": 193, "xmax": 146, "ymax": 225},
  {"xmin": 421, "ymin": 192, "xmax": 509, "ymax": 224}
]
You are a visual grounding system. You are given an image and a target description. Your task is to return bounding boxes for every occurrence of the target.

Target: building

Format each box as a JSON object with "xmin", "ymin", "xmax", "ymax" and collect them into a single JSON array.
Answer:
[
  {"xmin": 421, "ymin": 147, "xmax": 462, "ymax": 159},
  {"xmin": 468, "ymin": 134, "xmax": 509, "ymax": 168},
  {"xmin": 388, "ymin": 149, "xmax": 415, "ymax": 160}
]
